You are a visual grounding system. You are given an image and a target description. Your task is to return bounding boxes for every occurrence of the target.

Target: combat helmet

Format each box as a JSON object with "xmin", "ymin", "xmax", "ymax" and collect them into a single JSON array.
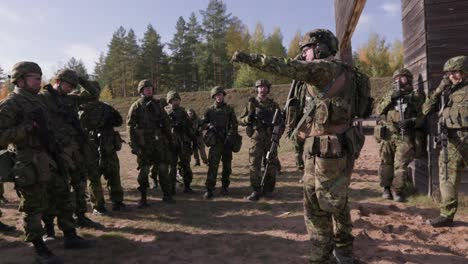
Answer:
[
  {"xmin": 393, "ymin": 68, "xmax": 413, "ymax": 83},
  {"xmin": 56, "ymin": 69, "xmax": 79, "ymax": 87},
  {"xmin": 443, "ymin": 56, "xmax": 468, "ymax": 73},
  {"xmin": 167, "ymin": 91, "xmax": 181, "ymax": 103},
  {"xmin": 210, "ymin": 86, "xmax": 226, "ymax": 98},
  {"xmin": 9, "ymin": 61, "xmax": 42, "ymax": 84},
  {"xmin": 299, "ymin": 29, "xmax": 339, "ymax": 59},
  {"xmin": 137, "ymin": 79, "xmax": 153, "ymax": 94}
]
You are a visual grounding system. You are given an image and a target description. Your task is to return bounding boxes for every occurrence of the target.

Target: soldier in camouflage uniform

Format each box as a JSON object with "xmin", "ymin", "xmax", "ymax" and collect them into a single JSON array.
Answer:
[
  {"xmin": 40, "ymin": 69, "xmax": 100, "ymax": 233},
  {"xmin": 0, "ymin": 62, "xmax": 91, "ymax": 263},
  {"xmin": 165, "ymin": 91, "xmax": 196, "ymax": 194},
  {"xmin": 240, "ymin": 79, "xmax": 281, "ymax": 201},
  {"xmin": 202, "ymin": 86, "xmax": 238, "ymax": 199},
  {"xmin": 79, "ymin": 85, "xmax": 126, "ymax": 212},
  {"xmin": 423, "ymin": 56, "xmax": 468, "ymax": 227},
  {"xmin": 232, "ymin": 29, "xmax": 371, "ymax": 263},
  {"xmin": 374, "ymin": 68, "xmax": 425, "ymax": 202},
  {"xmin": 187, "ymin": 108, "xmax": 208, "ymax": 166},
  {"xmin": 127, "ymin": 80, "xmax": 175, "ymax": 206}
]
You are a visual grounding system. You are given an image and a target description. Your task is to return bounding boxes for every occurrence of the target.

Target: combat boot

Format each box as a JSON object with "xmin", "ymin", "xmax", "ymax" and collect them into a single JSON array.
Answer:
[
  {"xmin": 162, "ymin": 195, "xmax": 176, "ymax": 204},
  {"xmin": 382, "ymin": 187, "xmax": 393, "ymax": 200},
  {"xmin": 183, "ymin": 184, "xmax": 195, "ymax": 194},
  {"xmin": 0, "ymin": 221, "xmax": 15, "ymax": 233},
  {"xmin": 220, "ymin": 186, "xmax": 229, "ymax": 196},
  {"xmin": 137, "ymin": 187, "xmax": 149, "ymax": 208},
  {"xmin": 426, "ymin": 215, "xmax": 454, "ymax": 227},
  {"xmin": 42, "ymin": 223, "xmax": 55, "ymax": 242},
  {"xmin": 112, "ymin": 201, "xmax": 127, "ymax": 211},
  {"xmin": 92, "ymin": 205, "xmax": 108, "ymax": 216},
  {"xmin": 63, "ymin": 229, "xmax": 93, "ymax": 249},
  {"xmin": 393, "ymin": 192, "xmax": 405, "ymax": 202},
  {"xmin": 203, "ymin": 190, "xmax": 213, "ymax": 200},
  {"xmin": 75, "ymin": 214, "xmax": 100, "ymax": 228},
  {"xmin": 333, "ymin": 248, "xmax": 354, "ymax": 264},
  {"xmin": 246, "ymin": 191, "xmax": 261, "ymax": 201},
  {"xmin": 32, "ymin": 237, "xmax": 62, "ymax": 264}
]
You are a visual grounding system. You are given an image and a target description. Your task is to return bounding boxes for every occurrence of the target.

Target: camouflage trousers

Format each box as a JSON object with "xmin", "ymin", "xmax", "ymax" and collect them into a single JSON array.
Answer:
[
  {"xmin": 40, "ymin": 170, "xmax": 76, "ymax": 240},
  {"xmin": 206, "ymin": 142, "xmax": 232, "ymax": 191},
  {"xmin": 294, "ymin": 137, "xmax": 305, "ymax": 169},
  {"xmin": 193, "ymin": 135, "xmax": 208, "ymax": 164},
  {"xmin": 249, "ymin": 138, "xmax": 279, "ymax": 193},
  {"xmin": 137, "ymin": 145, "xmax": 172, "ymax": 196},
  {"xmin": 100, "ymin": 151, "xmax": 124, "ymax": 204},
  {"xmin": 303, "ymin": 136, "xmax": 355, "ymax": 263},
  {"xmin": 169, "ymin": 140, "xmax": 193, "ymax": 188},
  {"xmin": 378, "ymin": 134, "xmax": 415, "ymax": 193},
  {"xmin": 438, "ymin": 131, "xmax": 468, "ymax": 219}
]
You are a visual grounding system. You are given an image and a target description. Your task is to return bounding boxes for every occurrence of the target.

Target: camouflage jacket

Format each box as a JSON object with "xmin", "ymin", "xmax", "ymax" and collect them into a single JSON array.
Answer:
[
  {"xmin": 235, "ymin": 53, "xmax": 355, "ymax": 137},
  {"xmin": 0, "ymin": 87, "xmax": 54, "ymax": 173},
  {"xmin": 240, "ymin": 96, "xmax": 280, "ymax": 130},
  {"xmin": 126, "ymin": 97, "xmax": 172, "ymax": 150},
  {"xmin": 423, "ymin": 79, "xmax": 468, "ymax": 130},
  {"xmin": 165, "ymin": 106, "xmax": 195, "ymax": 143},
  {"xmin": 39, "ymin": 81, "xmax": 99, "ymax": 147},
  {"xmin": 203, "ymin": 101, "xmax": 238, "ymax": 140},
  {"xmin": 374, "ymin": 84, "xmax": 425, "ymax": 132}
]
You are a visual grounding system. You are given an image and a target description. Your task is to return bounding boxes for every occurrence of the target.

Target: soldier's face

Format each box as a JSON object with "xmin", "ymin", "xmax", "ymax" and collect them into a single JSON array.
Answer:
[
  {"xmin": 58, "ymin": 81, "xmax": 74, "ymax": 95},
  {"xmin": 20, "ymin": 73, "xmax": 42, "ymax": 94},
  {"xmin": 257, "ymin": 85, "xmax": 269, "ymax": 98},
  {"xmin": 171, "ymin": 98, "xmax": 181, "ymax": 108},
  {"xmin": 214, "ymin": 93, "xmax": 224, "ymax": 103},
  {"xmin": 398, "ymin": 76, "xmax": 408, "ymax": 85},
  {"xmin": 448, "ymin": 71, "xmax": 463, "ymax": 85},
  {"xmin": 142, "ymin": 86, "xmax": 153, "ymax": 97},
  {"xmin": 187, "ymin": 112, "xmax": 194, "ymax": 118},
  {"xmin": 302, "ymin": 46, "xmax": 315, "ymax": 62}
]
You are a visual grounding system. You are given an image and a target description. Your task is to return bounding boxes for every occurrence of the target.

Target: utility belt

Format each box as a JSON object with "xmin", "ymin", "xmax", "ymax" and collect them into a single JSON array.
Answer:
[{"xmin": 308, "ymin": 133, "xmax": 347, "ymax": 158}]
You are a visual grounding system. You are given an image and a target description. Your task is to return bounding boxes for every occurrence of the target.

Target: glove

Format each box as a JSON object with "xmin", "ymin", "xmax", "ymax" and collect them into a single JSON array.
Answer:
[
  {"xmin": 231, "ymin": 50, "xmax": 250, "ymax": 63},
  {"xmin": 131, "ymin": 147, "xmax": 141, "ymax": 155},
  {"xmin": 78, "ymin": 75, "xmax": 88, "ymax": 86},
  {"xmin": 399, "ymin": 119, "xmax": 414, "ymax": 130},
  {"xmin": 440, "ymin": 75, "xmax": 451, "ymax": 88},
  {"xmin": 391, "ymin": 90, "xmax": 401, "ymax": 101}
]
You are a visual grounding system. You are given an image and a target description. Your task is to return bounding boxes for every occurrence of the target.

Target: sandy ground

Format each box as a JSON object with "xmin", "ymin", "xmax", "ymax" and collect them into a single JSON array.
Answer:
[{"xmin": 0, "ymin": 133, "xmax": 467, "ymax": 264}]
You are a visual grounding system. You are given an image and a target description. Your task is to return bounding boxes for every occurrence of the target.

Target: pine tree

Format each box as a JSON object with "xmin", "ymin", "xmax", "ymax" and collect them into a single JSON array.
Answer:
[
  {"xmin": 169, "ymin": 17, "xmax": 190, "ymax": 91},
  {"xmin": 104, "ymin": 26, "xmax": 127, "ymax": 97},
  {"xmin": 94, "ymin": 53, "xmax": 107, "ymax": 88},
  {"xmin": 124, "ymin": 29, "xmax": 141, "ymax": 97},
  {"xmin": 138, "ymin": 24, "xmax": 166, "ymax": 93},
  {"xmin": 287, "ymin": 31, "xmax": 302, "ymax": 58},
  {"xmin": 63, "ymin": 57, "xmax": 88, "ymax": 77},
  {"xmin": 200, "ymin": 0, "xmax": 232, "ymax": 87}
]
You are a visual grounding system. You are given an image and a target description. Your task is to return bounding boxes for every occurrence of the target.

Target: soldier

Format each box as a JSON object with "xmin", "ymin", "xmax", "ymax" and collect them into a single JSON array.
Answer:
[
  {"xmin": 374, "ymin": 68, "xmax": 425, "ymax": 202},
  {"xmin": 40, "ymin": 69, "xmax": 100, "ymax": 232},
  {"xmin": 422, "ymin": 56, "xmax": 468, "ymax": 227},
  {"xmin": 165, "ymin": 91, "xmax": 196, "ymax": 194},
  {"xmin": 0, "ymin": 62, "xmax": 91, "ymax": 263},
  {"xmin": 79, "ymin": 84, "xmax": 126, "ymax": 212},
  {"xmin": 127, "ymin": 79, "xmax": 175, "ymax": 207},
  {"xmin": 294, "ymin": 137, "xmax": 305, "ymax": 171},
  {"xmin": 232, "ymin": 29, "xmax": 372, "ymax": 263},
  {"xmin": 202, "ymin": 86, "xmax": 238, "ymax": 199},
  {"xmin": 187, "ymin": 108, "xmax": 208, "ymax": 166},
  {"xmin": 240, "ymin": 79, "xmax": 281, "ymax": 201}
]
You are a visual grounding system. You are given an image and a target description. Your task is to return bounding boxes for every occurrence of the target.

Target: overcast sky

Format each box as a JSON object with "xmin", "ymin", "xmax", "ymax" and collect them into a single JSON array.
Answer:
[{"xmin": 0, "ymin": 0, "xmax": 402, "ymax": 78}]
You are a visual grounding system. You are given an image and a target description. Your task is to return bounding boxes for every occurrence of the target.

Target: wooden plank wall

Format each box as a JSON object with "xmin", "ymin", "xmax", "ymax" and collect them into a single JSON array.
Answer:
[
  {"xmin": 402, "ymin": 0, "xmax": 468, "ymax": 194},
  {"xmin": 334, "ymin": 0, "xmax": 366, "ymax": 65}
]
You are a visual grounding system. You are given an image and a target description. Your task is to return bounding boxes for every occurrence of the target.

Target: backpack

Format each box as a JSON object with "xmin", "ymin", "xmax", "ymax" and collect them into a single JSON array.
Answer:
[{"xmin": 351, "ymin": 68, "xmax": 374, "ymax": 119}]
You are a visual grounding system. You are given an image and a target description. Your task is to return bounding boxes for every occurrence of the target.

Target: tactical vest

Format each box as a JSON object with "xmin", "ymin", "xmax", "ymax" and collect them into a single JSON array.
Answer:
[
  {"xmin": 137, "ymin": 98, "xmax": 164, "ymax": 130},
  {"xmin": 302, "ymin": 65, "xmax": 354, "ymax": 137},
  {"xmin": 385, "ymin": 89, "xmax": 420, "ymax": 125},
  {"xmin": 207, "ymin": 104, "xmax": 231, "ymax": 130},
  {"xmin": 441, "ymin": 83, "xmax": 468, "ymax": 129},
  {"xmin": 252, "ymin": 98, "xmax": 277, "ymax": 128}
]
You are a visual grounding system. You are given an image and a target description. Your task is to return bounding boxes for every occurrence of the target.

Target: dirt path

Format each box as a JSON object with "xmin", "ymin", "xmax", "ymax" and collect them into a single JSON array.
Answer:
[{"xmin": 0, "ymin": 134, "xmax": 466, "ymax": 263}]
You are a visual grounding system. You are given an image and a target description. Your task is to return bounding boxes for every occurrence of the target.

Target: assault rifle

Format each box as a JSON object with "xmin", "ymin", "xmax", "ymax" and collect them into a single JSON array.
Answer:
[{"xmin": 261, "ymin": 108, "xmax": 285, "ymax": 191}]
